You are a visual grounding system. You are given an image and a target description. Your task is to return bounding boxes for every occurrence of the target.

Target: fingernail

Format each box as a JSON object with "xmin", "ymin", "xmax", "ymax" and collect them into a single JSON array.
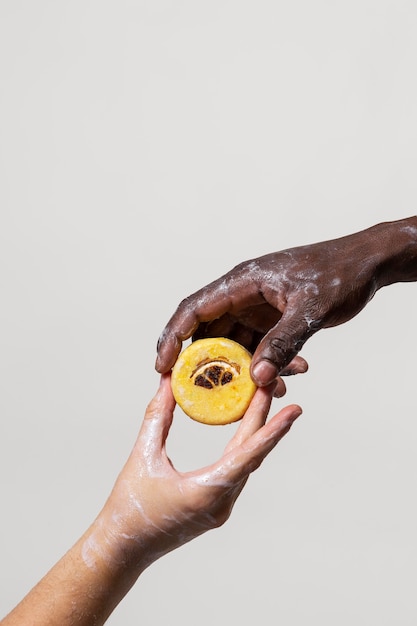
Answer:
[{"xmin": 252, "ymin": 361, "xmax": 278, "ymax": 386}]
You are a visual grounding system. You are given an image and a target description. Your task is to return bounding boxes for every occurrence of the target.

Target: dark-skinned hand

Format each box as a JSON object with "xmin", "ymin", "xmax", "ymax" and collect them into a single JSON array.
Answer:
[{"xmin": 156, "ymin": 217, "xmax": 417, "ymax": 386}]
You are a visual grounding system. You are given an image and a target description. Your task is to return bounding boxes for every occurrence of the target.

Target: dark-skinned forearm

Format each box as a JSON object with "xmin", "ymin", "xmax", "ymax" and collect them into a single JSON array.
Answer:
[{"xmin": 368, "ymin": 216, "xmax": 417, "ymax": 287}]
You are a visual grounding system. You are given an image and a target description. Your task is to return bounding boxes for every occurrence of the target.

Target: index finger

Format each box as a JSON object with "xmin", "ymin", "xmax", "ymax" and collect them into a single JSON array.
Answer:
[
  {"xmin": 195, "ymin": 403, "xmax": 303, "ymax": 488},
  {"xmin": 156, "ymin": 271, "xmax": 263, "ymax": 373},
  {"xmin": 155, "ymin": 303, "xmax": 218, "ymax": 375}
]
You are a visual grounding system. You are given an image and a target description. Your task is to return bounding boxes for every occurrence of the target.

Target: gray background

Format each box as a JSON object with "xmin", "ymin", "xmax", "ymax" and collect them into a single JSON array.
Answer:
[{"xmin": 1, "ymin": 1, "xmax": 416, "ymax": 624}]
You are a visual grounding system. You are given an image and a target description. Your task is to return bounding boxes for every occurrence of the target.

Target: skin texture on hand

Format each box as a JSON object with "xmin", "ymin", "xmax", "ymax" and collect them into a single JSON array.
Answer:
[
  {"xmin": 2, "ymin": 374, "xmax": 302, "ymax": 626},
  {"xmin": 156, "ymin": 216, "xmax": 417, "ymax": 386}
]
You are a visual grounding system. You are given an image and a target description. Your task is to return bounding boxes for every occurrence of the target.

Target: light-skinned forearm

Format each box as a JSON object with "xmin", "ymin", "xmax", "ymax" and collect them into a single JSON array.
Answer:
[
  {"xmin": 2, "ymin": 375, "xmax": 302, "ymax": 625},
  {"xmin": 1, "ymin": 507, "xmax": 156, "ymax": 626}
]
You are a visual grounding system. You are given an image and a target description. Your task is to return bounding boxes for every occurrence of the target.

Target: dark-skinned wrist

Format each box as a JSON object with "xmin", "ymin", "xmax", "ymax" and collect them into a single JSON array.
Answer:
[{"xmin": 368, "ymin": 216, "xmax": 417, "ymax": 288}]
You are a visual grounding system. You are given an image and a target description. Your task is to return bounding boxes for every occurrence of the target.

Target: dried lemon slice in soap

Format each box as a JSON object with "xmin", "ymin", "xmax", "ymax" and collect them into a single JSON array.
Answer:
[{"xmin": 171, "ymin": 337, "xmax": 257, "ymax": 425}]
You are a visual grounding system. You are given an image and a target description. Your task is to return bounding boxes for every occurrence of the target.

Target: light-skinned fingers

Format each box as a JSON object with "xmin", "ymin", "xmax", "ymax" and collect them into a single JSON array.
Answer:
[
  {"xmin": 242, "ymin": 403, "xmax": 303, "ymax": 461},
  {"xmin": 223, "ymin": 382, "xmax": 277, "ymax": 452},
  {"xmin": 136, "ymin": 374, "xmax": 175, "ymax": 449},
  {"xmin": 211, "ymin": 404, "xmax": 302, "ymax": 485}
]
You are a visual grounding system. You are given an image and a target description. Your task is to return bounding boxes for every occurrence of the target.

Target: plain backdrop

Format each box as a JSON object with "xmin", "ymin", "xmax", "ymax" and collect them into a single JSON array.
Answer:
[{"xmin": 1, "ymin": 2, "xmax": 416, "ymax": 624}]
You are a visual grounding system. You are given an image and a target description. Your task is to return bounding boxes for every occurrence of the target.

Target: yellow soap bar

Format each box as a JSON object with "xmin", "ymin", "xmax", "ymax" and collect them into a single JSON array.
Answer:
[{"xmin": 171, "ymin": 337, "xmax": 257, "ymax": 425}]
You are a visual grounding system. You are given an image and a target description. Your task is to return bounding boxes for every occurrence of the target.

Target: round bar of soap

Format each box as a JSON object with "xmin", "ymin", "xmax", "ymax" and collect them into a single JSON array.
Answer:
[{"xmin": 171, "ymin": 337, "xmax": 257, "ymax": 425}]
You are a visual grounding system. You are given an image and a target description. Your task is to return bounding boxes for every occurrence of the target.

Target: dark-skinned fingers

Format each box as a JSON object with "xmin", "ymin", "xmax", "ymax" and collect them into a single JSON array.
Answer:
[
  {"xmin": 228, "ymin": 324, "xmax": 258, "ymax": 351},
  {"xmin": 193, "ymin": 320, "xmax": 262, "ymax": 357},
  {"xmin": 233, "ymin": 302, "xmax": 282, "ymax": 333},
  {"xmin": 156, "ymin": 301, "xmax": 204, "ymax": 373},
  {"xmin": 156, "ymin": 328, "xmax": 185, "ymax": 373},
  {"xmin": 273, "ymin": 377, "xmax": 287, "ymax": 398},
  {"xmin": 250, "ymin": 309, "xmax": 316, "ymax": 385},
  {"xmin": 156, "ymin": 267, "xmax": 269, "ymax": 373},
  {"xmin": 156, "ymin": 283, "xmax": 236, "ymax": 372},
  {"xmin": 192, "ymin": 315, "xmax": 235, "ymax": 341},
  {"xmin": 280, "ymin": 355, "xmax": 309, "ymax": 376}
]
